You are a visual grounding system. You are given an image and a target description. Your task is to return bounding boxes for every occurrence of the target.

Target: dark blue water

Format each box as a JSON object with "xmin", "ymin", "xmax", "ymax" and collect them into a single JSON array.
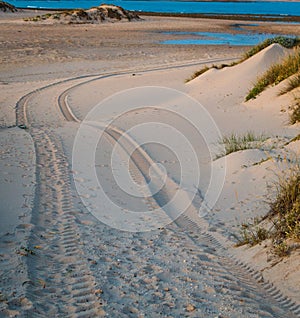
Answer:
[{"xmin": 9, "ymin": 0, "xmax": 300, "ymax": 17}]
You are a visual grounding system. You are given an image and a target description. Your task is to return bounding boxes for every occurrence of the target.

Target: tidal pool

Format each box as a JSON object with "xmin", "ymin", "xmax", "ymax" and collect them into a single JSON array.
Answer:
[{"xmin": 161, "ymin": 31, "xmax": 294, "ymax": 46}]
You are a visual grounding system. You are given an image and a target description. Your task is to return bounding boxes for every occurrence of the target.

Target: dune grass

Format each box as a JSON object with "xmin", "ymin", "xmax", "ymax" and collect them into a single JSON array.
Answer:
[
  {"xmin": 185, "ymin": 63, "xmax": 238, "ymax": 82},
  {"xmin": 217, "ymin": 131, "xmax": 267, "ymax": 158},
  {"xmin": 246, "ymin": 48, "xmax": 300, "ymax": 101},
  {"xmin": 242, "ymin": 36, "xmax": 300, "ymax": 61},
  {"xmin": 186, "ymin": 36, "xmax": 300, "ymax": 83},
  {"xmin": 280, "ymin": 73, "xmax": 300, "ymax": 95},
  {"xmin": 237, "ymin": 161, "xmax": 300, "ymax": 256},
  {"xmin": 185, "ymin": 66, "xmax": 210, "ymax": 82}
]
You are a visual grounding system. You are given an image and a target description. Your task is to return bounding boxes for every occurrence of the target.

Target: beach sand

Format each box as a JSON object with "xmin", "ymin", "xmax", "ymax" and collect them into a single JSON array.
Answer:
[{"xmin": 0, "ymin": 10, "xmax": 299, "ymax": 317}]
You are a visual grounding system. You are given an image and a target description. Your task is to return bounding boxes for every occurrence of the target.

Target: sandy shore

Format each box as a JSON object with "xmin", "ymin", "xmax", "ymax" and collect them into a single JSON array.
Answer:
[
  {"xmin": 0, "ymin": 10, "xmax": 299, "ymax": 317},
  {"xmin": 2, "ymin": 11, "xmax": 300, "ymax": 82}
]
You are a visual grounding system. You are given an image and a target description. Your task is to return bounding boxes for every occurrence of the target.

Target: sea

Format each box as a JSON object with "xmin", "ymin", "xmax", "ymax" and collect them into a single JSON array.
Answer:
[{"xmin": 8, "ymin": 0, "xmax": 300, "ymax": 17}]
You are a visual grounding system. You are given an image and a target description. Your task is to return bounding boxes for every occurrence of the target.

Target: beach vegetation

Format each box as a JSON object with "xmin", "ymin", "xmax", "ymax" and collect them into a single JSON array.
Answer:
[
  {"xmin": 236, "ymin": 219, "xmax": 269, "ymax": 246},
  {"xmin": 243, "ymin": 36, "xmax": 300, "ymax": 61},
  {"xmin": 280, "ymin": 72, "xmax": 300, "ymax": 95},
  {"xmin": 246, "ymin": 48, "xmax": 300, "ymax": 101},
  {"xmin": 186, "ymin": 36, "xmax": 300, "ymax": 83},
  {"xmin": 185, "ymin": 66, "xmax": 210, "ymax": 82},
  {"xmin": 185, "ymin": 62, "xmax": 238, "ymax": 82},
  {"xmin": 217, "ymin": 131, "xmax": 267, "ymax": 157},
  {"xmin": 237, "ymin": 161, "xmax": 300, "ymax": 257}
]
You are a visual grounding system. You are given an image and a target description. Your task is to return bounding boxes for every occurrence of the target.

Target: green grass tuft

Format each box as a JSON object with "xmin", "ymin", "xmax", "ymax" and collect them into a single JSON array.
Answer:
[
  {"xmin": 217, "ymin": 131, "xmax": 267, "ymax": 157},
  {"xmin": 246, "ymin": 48, "xmax": 300, "ymax": 101}
]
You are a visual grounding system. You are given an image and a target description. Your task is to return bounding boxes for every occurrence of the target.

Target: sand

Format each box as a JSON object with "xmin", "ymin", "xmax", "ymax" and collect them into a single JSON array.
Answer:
[{"xmin": 0, "ymin": 10, "xmax": 299, "ymax": 317}]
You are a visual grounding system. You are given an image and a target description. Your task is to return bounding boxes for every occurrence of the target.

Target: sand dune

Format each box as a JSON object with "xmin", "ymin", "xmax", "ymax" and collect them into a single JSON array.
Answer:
[{"xmin": 0, "ymin": 13, "xmax": 299, "ymax": 317}]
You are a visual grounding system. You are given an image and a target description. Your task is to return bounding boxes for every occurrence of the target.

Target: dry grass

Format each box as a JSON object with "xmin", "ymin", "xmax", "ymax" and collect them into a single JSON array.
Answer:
[
  {"xmin": 186, "ymin": 36, "xmax": 300, "ymax": 83},
  {"xmin": 185, "ymin": 62, "xmax": 238, "ymax": 82},
  {"xmin": 246, "ymin": 48, "xmax": 300, "ymax": 101},
  {"xmin": 237, "ymin": 160, "xmax": 300, "ymax": 256},
  {"xmin": 185, "ymin": 66, "xmax": 210, "ymax": 82},
  {"xmin": 280, "ymin": 73, "xmax": 300, "ymax": 95}
]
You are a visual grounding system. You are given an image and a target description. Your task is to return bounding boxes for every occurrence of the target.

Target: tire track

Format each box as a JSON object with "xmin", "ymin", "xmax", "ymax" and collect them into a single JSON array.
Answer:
[
  {"xmin": 15, "ymin": 79, "xmax": 107, "ymax": 316},
  {"xmin": 13, "ymin": 61, "xmax": 299, "ymax": 316},
  {"xmin": 101, "ymin": 125, "xmax": 300, "ymax": 317},
  {"xmin": 24, "ymin": 128, "xmax": 105, "ymax": 317},
  {"xmin": 57, "ymin": 73, "xmax": 300, "ymax": 316}
]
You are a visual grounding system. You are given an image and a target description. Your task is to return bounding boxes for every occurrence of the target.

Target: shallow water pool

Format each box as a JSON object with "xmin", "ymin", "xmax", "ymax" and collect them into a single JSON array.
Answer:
[{"xmin": 161, "ymin": 31, "xmax": 294, "ymax": 46}]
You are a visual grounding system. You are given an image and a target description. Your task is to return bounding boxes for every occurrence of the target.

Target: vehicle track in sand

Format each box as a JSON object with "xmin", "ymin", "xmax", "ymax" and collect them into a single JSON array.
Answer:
[{"xmin": 12, "ymin": 64, "xmax": 300, "ymax": 317}]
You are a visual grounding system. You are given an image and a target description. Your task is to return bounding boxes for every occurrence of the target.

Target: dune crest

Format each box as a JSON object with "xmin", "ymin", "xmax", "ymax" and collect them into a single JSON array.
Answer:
[{"xmin": 24, "ymin": 4, "xmax": 140, "ymax": 23}]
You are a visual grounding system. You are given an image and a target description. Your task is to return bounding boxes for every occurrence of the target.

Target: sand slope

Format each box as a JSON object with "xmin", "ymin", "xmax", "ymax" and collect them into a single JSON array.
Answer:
[
  {"xmin": 187, "ymin": 44, "xmax": 300, "ymax": 303},
  {"xmin": 0, "ymin": 15, "xmax": 299, "ymax": 316}
]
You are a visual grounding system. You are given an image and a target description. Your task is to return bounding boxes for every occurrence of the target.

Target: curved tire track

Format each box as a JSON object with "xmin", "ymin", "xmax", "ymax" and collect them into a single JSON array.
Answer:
[
  {"xmin": 14, "ymin": 63, "xmax": 300, "ymax": 317},
  {"xmin": 79, "ymin": 118, "xmax": 300, "ymax": 316}
]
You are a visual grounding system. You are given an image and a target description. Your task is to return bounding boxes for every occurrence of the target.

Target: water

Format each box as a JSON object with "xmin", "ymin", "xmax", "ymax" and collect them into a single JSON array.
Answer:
[
  {"xmin": 161, "ymin": 31, "xmax": 292, "ymax": 46},
  {"xmin": 9, "ymin": 0, "xmax": 300, "ymax": 17}
]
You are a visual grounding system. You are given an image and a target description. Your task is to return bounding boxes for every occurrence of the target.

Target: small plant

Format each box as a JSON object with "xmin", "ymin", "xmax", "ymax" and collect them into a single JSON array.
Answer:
[
  {"xmin": 289, "ymin": 97, "xmax": 300, "ymax": 124},
  {"xmin": 272, "ymin": 240, "xmax": 290, "ymax": 257},
  {"xmin": 52, "ymin": 14, "xmax": 61, "ymax": 20},
  {"xmin": 236, "ymin": 221, "xmax": 269, "ymax": 246},
  {"xmin": 217, "ymin": 131, "xmax": 267, "ymax": 157},
  {"xmin": 280, "ymin": 72, "xmax": 300, "ymax": 95},
  {"xmin": 269, "ymin": 163, "xmax": 300, "ymax": 240},
  {"xmin": 246, "ymin": 48, "xmax": 300, "ymax": 101},
  {"xmin": 238, "ymin": 161, "xmax": 300, "ymax": 256},
  {"xmin": 185, "ymin": 66, "xmax": 210, "ymax": 82}
]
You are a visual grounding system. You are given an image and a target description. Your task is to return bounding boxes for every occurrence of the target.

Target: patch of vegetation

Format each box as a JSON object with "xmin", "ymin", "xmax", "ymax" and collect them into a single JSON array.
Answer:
[
  {"xmin": 23, "ymin": 4, "xmax": 139, "ymax": 24},
  {"xmin": 52, "ymin": 13, "xmax": 61, "ymax": 20},
  {"xmin": 185, "ymin": 66, "xmax": 210, "ymax": 82},
  {"xmin": 217, "ymin": 131, "xmax": 267, "ymax": 157},
  {"xmin": 246, "ymin": 48, "xmax": 300, "ymax": 101},
  {"xmin": 236, "ymin": 218, "xmax": 269, "ymax": 246},
  {"xmin": 289, "ymin": 97, "xmax": 300, "ymax": 124},
  {"xmin": 186, "ymin": 36, "xmax": 299, "ymax": 83},
  {"xmin": 243, "ymin": 36, "xmax": 300, "ymax": 61},
  {"xmin": 280, "ymin": 72, "xmax": 300, "ymax": 95},
  {"xmin": 185, "ymin": 62, "xmax": 238, "ymax": 83},
  {"xmin": 237, "ymin": 161, "xmax": 300, "ymax": 257}
]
